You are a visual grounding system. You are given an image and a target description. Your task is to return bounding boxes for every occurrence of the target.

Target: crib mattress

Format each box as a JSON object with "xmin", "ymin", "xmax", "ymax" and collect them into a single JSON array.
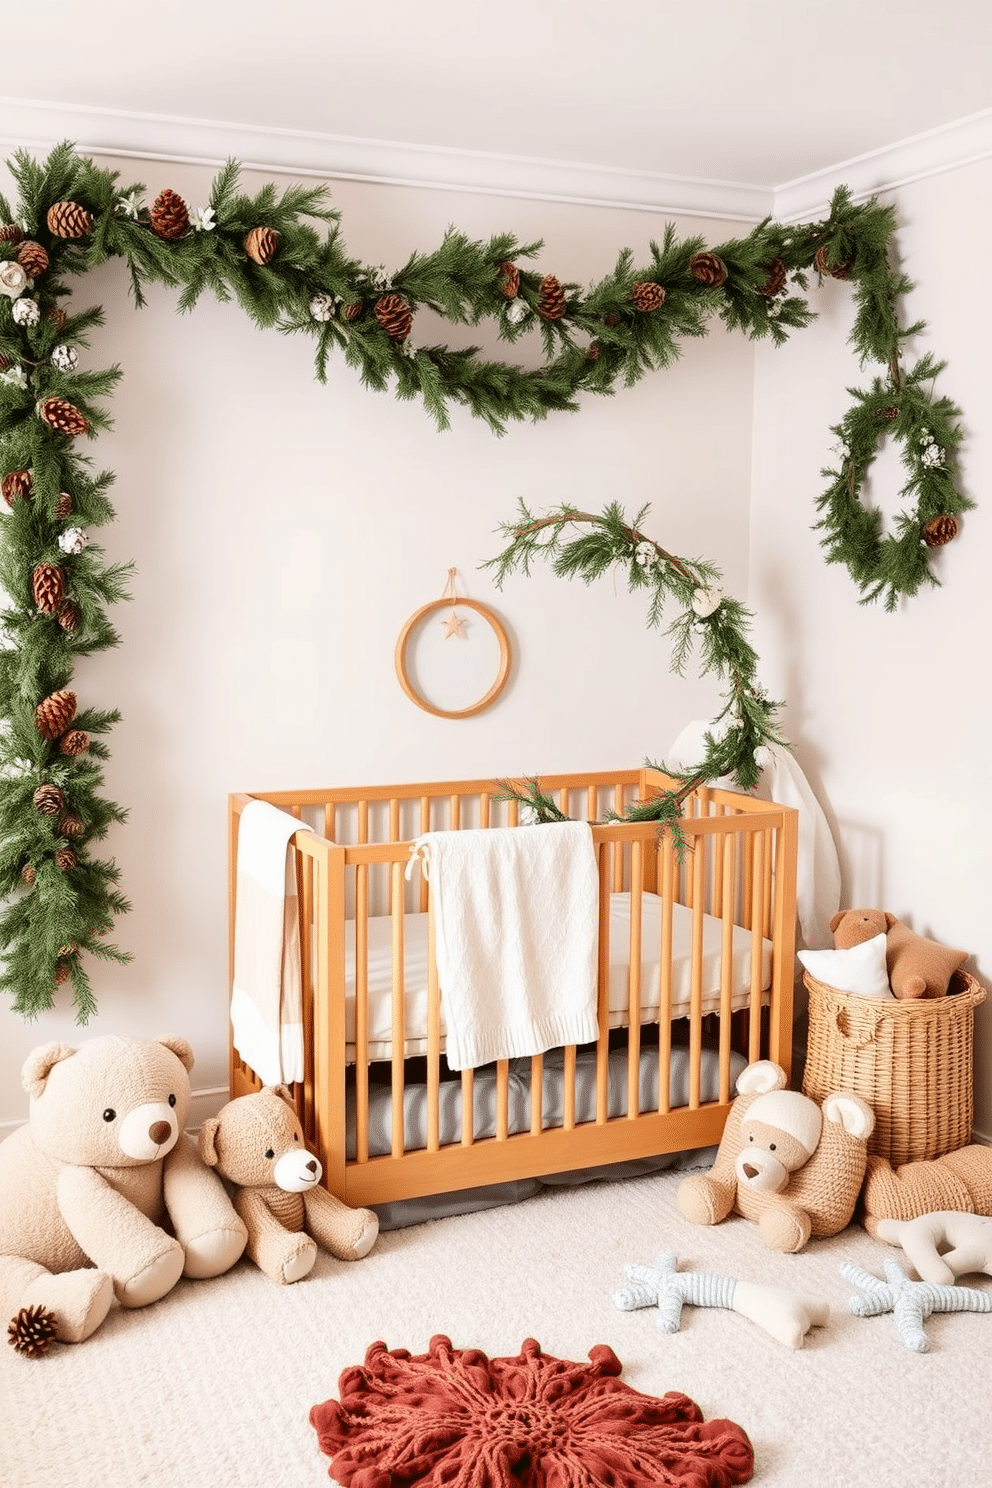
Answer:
[
  {"xmin": 344, "ymin": 892, "xmax": 771, "ymax": 1062},
  {"xmin": 346, "ymin": 1042, "xmax": 746, "ymax": 1159}
]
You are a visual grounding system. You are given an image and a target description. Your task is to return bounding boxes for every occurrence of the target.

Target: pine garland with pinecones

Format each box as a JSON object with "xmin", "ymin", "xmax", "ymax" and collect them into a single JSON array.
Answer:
[{"xmin": 0, "ymin": 140, "xmax": 975, "ymax": 1018}]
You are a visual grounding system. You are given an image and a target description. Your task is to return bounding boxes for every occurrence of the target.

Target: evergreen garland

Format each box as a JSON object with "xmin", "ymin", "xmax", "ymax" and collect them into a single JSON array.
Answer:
[{"xmin": 0, "ymin": 142, "xmax": 972, "ymax": 1019}]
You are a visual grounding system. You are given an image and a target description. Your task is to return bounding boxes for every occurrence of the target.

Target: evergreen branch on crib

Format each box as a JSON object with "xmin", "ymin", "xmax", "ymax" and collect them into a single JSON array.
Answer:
[
  {"xmin": 484, "ymin": 501, "xmax": 785, "ymax": 832},
  {"xmin": 0, "ymin": 143, "xmax": 974, "ymax": 1020}
]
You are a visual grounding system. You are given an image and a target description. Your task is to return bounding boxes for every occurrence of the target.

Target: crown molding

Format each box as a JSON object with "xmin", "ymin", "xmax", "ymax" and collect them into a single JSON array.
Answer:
[
  {"xmin": 773, "ymin": 107, "xmax": 992, "ymax": 221},
  {"xmin": 2, "ymin": 95, "xmax": 991, "ymax": 229},
  {"xmin": 0, "ymin": 95, "xmax": 772, "ymax": 222}
]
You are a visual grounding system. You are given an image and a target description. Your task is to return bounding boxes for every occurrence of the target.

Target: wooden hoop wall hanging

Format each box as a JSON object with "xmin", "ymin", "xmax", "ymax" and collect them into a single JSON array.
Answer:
[{"xmin": 395, "ymin": 569, "xmax": 511, "ymax": 719}]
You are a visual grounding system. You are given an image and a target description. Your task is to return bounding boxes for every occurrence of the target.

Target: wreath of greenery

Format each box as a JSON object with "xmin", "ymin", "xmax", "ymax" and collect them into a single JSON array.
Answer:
[{"xmin": 0, "ymin": 142, "xmax": 971, "ymax": 1019}]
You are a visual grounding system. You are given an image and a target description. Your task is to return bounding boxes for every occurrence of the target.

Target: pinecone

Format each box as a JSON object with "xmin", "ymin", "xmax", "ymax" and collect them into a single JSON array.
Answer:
[
  {"xmin": 55, "ymin": 847, "xmax": 77, "ymax": 872},
  {"xmin": 881, "ymin": 406, "xmax": 900, "ymax": 421},
  {"xmin": 7, "ymin": 1304, "xmax": 57, "ymax": 1358},
  {"xmin": 587, "ymin": 341, "xmax": 601, "ymax": 361},
  {"xmin": 690, "ymin": 252, "xmax": 728, "ymax": 287},
  {"xmin": 0, "ymin": 352, "xmax": 9, "ymax": 371},
  {"xmin": 21, "ymin": 864, "xmax": 36, "ymax": 886},
  {"xmin": 0, "ymin": 222, "xmax": 23, "ymax": 244},
  {"xmin": 33, "ymin": 784, "xmax": 64, "ymax": 816},
  {"xmin": 537, "ymin": 274, "xmax": 567, "ymax": 321},
  {"xmin": 35, "ymin": 688, "xmax": 77, "ymax": 741},
  {"xmin": 16, "ymin": 240, "xmax": 49, "ymax": 278},
  {"xmin": 757, "ymin": 258, "xmax": 787, "ymax": 297},
  {"xmin": 497, "ymin": 261, "xmax": 520, "ymax": 298},
  {"xmin": 245, "ymin": 226, "xmax": 279, "ymax": 265},
  {"xmin": 603, "ymin": 312, "xmax": 621, "ymax": 328},
  {"xmin": 922, "ymin": 513, "xmax": 959, "ymax": 548},
  {"xmin": 343, "ymin": 301, "xmax": 363, "ymax": 323},
  {"xmin": 57, "ymin": 601, "xmax": 81, "ymax": 633},
  {"xmin": 49, "ymin": 306, "xmax": 68, "ymax": 332},
  {"xmin": 56, "ymin": 491, "xmax": 73, "ymax": 518},
  {"xmin": 374, "ymin": 293, "xmax": 414, "ymax": 340},
  {"xmin": 55, "ymin": 961, "xmax": 71, "ymax": 986},
  {"xmin": 630, "ymin": 281, "xmax": 666, "ymax": 312},
  {"xmin": 46, "ymin": 201, "xmax": 93, "ymax": 239},
  {"xmin": 150, "ymin": 189, "xmax": 189, "ymax": 241},
  {"xmin": 813, "ymin": 244, "xmax": 853, "ymax": 279},
  {"xmin": 32, "ymin": 564, "xmax": 66, "ymax": 614},
  {"xmin": 58, "ymin": 942, "xmax": 77, "ymax": 957},
  {"xmin": 2, "ymin": 469, "xmax": 33, "ymax": 505},
  {"xmin": 39, "ymin": 397, "xmax": 89, "ymax": 437},
  {"xmin": 59, "ymin": 814, "xmax": 86, "ymax": 838},
  {"xmin": 59, "ymin": 729, "xmax": 90, "ymax": 757}
]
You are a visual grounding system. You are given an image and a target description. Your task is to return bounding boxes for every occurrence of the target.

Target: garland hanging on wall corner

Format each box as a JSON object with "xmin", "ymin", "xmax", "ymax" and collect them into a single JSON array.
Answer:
[{"xmin": 0, "ymin": 142, "xmax": 973, "ymax": 1019}]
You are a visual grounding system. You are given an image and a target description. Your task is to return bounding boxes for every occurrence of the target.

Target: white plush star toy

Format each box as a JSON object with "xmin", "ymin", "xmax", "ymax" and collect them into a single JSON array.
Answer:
[{"xmin": 875, "ymin": 1210, "xmax": 992, "ymax": 1286}]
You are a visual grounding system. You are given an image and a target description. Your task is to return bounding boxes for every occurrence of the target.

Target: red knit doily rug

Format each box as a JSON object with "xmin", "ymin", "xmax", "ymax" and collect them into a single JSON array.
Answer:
[{"xmin": 310, "ymin": 1334, "xmax": 753, "ymax": 1488}]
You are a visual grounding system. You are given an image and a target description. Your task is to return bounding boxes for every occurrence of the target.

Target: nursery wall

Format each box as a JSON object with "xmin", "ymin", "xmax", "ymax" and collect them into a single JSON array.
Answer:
[
  {"xmin": 750, "ymin": 156, "xmax": 992, "ymax": 1140},
  {"xmin": 0, "ymin": 151, "xmax": 757, "ymax": 1126}
]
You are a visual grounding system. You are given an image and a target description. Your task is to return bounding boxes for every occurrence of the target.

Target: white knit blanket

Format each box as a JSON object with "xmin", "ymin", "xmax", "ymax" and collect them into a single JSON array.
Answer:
[
  {"xmin": 230, "ymin": 800, "xmax": 312, "ymax": 1085},
  {"xmin": 408, "ymin": 821, "xmax": 600, "ymax": 1071}
]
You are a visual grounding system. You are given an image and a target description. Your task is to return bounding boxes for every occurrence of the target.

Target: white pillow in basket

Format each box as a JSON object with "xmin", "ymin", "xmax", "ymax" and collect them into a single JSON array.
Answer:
[{"xmin": 798, "ymin": 933, "xmax": 893, "ymax": 998}]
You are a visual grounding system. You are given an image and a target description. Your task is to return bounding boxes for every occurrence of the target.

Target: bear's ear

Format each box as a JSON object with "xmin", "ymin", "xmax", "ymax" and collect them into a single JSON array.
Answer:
[
  {"xmin": 883, "ymin": 912, "xmax": 897, "ymax": 930},
  {"xmin": 736, "ymin": 1060, "xmax": 787, "ymax": 1097},
  {"xmin": 21, "ymin": 1042, "xmax": 76, "ymax": 1097},
  {"xmin": 199, "ymin": 1117, "xmax": 221, "ymax": 1168},
  {"xmin": 829, "ymin": 911, "xmax": 845, "ymax": 932},
  {"xmin": 823, "ymin": 1091, "xmax": 875, "ymax": 1140},
  {"xmin": 156, "ymin": 1034, "xmax": 195, "ymax": 1072}
]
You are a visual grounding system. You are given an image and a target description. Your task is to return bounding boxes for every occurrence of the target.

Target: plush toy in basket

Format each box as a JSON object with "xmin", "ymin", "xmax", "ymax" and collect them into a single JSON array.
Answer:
[
  {"xmin": 798, "ymin": 907, "xmax": 968, "ymax": 1000},
  {"xmin": 1, "ymin": 1035, "xmax": 248, "ymax": 1352},
  {"xmin": 677, "ymin": 1060, "xmax": 874, "ymax": 1253},
  {"xmin": 199, "ymin": 1087, "xmax": 379, "ymax": 1284}
]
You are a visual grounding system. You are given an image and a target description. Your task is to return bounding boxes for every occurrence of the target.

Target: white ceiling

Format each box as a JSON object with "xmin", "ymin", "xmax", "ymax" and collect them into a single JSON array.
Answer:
[{"xmin": 3, "ymin": 0, "xmax": 992, "ymax": 217}]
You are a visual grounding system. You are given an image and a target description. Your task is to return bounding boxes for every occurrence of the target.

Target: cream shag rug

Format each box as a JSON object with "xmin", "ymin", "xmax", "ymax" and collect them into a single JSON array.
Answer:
[{"xmin": 2, "ymin": 1166, "xmax": 990, "ymax": 1488}]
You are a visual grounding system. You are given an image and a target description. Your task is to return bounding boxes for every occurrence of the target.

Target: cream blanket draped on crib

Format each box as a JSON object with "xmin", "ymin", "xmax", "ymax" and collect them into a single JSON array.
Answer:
[{"xmin": 408, "ymin": 820, "xmax": 600, "ymax": 1071}]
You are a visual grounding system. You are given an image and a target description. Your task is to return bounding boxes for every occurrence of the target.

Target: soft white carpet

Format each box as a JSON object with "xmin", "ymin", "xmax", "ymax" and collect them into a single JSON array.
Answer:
[{"xmin": 2, "ymin": 1167, "xmax": 991, "ymax": 1488}]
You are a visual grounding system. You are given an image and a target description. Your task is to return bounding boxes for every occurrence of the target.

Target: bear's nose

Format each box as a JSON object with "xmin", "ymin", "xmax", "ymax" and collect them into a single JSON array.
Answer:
[
  {"xmin": 742, "ymin": 1163, "xmax": 759, "ymax": 1180},
  {"xmin": 306, "ymin": 1160, "xmax": 318, "ymax": 1175},
  {"xmin": 148, "ymin": 1120, "xmax": 172, "ymax": 1145}
]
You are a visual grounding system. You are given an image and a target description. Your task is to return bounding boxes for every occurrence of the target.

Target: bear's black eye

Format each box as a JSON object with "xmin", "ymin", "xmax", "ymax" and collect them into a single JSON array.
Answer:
[
  {"xmin": 103, "ymin": 1108, "xmax": 116, "ymax": 1122},
  {"xmin": 770, "ymin": 1142, "xmax": 776, "ymax": 1151},
  {"xmin": 168, "ymin": 1094, "xmax": 177, "ymax": 1107},
  {"xmin": 747, "ymin": 1133, "xmax": 754, "ymax": 1142},
  {"xmin": 265, "ymin": 1148, "xmax": 275, "ymax": 1160},
  {"xmin": 293, "ymin": 1132, "xmax": 299, "ymax": 1142}
]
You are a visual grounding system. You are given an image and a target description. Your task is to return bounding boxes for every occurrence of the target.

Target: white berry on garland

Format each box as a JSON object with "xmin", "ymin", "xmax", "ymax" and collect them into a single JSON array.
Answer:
[
  {"xmin": 309, "ymin": 292, "xmax": 337, "ymax": 322},
  {"xmin": 57, "ymin": 526, "xmax": 88, "ymax": 556},
  {"xmin": 0, "ymin": 260, "xmax": 28, "ymax": 299},
  {"xmin": 691, "ymin": 584, "xmax": 724, "ymax": 618},
  {"xmin": 51, "ymin": 343, "xmax": 78, "ymax": 373},
  {"xmin": 0, "ymin": 365, "xmax": 27, "ymax": 389},
  {"xmin": 505, "ymin": 298, "xmax": 529, "ymax": 325},
  {"xmin": 11, "ymin": 296, "xmax": 39, "ymax": 326},
  {"xmin": 190, "ymin": 206, "xmax": 216, "ymax": 232},
  {"xmin": 634, "ymin": 540, "xmax": 657, "ymax": 568}
]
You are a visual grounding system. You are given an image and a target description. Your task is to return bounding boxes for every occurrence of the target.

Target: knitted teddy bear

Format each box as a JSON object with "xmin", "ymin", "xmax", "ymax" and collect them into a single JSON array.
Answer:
[
  {"xmin": 860, "ymin": 1144, "xmax": 992, "ymax": 1237},
  {"xmin": 199, "ymin": 1087, "xmax": 379, "ymax": 1284},
  {"xmin": 829, "ymin": 908, "xmax": 967, "ymax": 999},
  {"xmin": 677, "ymin": 1060, "xmax": 875, "ymax": 1252},
  {"xmin": 0, "ymin": 1034, "xmax": 248, "ymax": 1347}
]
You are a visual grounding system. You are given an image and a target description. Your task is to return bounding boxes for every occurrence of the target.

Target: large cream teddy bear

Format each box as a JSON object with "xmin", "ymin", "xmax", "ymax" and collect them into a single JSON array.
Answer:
[
  {"xmin": 0, "ymin": 1034, "xmax": 248, "ymax": 1347},
  {"xmin": 677, "ymin": 1060, "xmax": 875, "ymax": 1252},
  {"xmin": 199, "ymin": 1087, "xmax": 378, "ymax": 1284}
]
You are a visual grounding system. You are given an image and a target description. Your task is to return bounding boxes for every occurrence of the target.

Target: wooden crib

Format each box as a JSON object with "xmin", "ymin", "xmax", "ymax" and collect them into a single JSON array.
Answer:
[{"xmin": 228, "ymin": 767, "xmax": 798, "ymax": 1211}]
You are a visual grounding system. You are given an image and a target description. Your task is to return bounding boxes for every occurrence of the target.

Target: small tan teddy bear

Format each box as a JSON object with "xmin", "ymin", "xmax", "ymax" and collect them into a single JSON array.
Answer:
[
  {"xmin": 677, "ymin": 1060, "xmax": 875, "ymax": 1252},
  {"xmin": 199, "ymin": 1087, "xmax": 378, "ymax": 1284},
  {"xmin": 830, "ymin": 908, "xmax": 967, "ymax": 1000}
]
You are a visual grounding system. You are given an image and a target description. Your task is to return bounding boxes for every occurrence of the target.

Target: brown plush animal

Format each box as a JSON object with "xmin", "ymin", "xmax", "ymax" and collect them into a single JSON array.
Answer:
[
  {"xmin": 199, "ymin": 1087, "xmax": 378, "ymax": 1284},
  {"xmin": 830, "ymin": 908, "xmax": 967, "ymax": 1000},
  {"xmin": 677, "ymin": 1060, "xmax": 874, "ymax": 1253},
  {"xmin": 860, "ymin": 1145, "xmax": 992, "ymax": 1237}
]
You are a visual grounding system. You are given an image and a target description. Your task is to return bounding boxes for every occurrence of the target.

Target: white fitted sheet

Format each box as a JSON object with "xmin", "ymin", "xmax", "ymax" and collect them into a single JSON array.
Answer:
[{"xmin": 344, "ymin": 892, "xmax": 771, "ymax": 1063}]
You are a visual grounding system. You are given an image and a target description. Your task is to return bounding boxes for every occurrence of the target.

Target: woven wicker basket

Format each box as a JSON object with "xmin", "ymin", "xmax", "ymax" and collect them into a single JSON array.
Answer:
[{"xmin": 801, "ymin": 969, "xmax": 986, "ymax": 1166}]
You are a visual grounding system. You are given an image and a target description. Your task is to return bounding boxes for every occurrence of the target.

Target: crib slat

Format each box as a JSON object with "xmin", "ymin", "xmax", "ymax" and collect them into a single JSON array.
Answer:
[
  {"xmin": 718, "ymin": 832, "xmax": 737, "ymax": 1105},
  {"xmin": 426, "ymin": 901, "xmax": 441, "ymax": 1152},
  {"xmin": 657, "ymin": 833, "xmax": 675, "ymax": 1114},
  {"xmin": 390, "ymin": 861, "xmax": 406, "ymax": 1159},
  {"xmin": 626, "ymin": 840, "xmax": 643, "ymax": 1121},
  {"xmin": 688, "ymin": 839, "xmax": 706, "ymax": 1108},
  {"xmin": 496, "ymin": 1060, "xmax": 510, "ymax": 1140},
  {"xmin": 563, "ymin": 1045, "xmax": 577, "ymax": 1129},
  {"xmin": 530, "ymin": 1055, "xmax": 544, "ymax": 1135},
  {"xmin": 461, "ymin": 1069, "xmax": 474, "ymax": 1145},
  {"xmin": 596, "ymin": 841, "xmax": 611, "ymax": 1124},
  {"xmin": 354, "ymin": 864, "xmax": 370, "ymax": 1163},
  {"xmin": 748, "ymin": 830, "xmax": 766, "ymax": 1063}
]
